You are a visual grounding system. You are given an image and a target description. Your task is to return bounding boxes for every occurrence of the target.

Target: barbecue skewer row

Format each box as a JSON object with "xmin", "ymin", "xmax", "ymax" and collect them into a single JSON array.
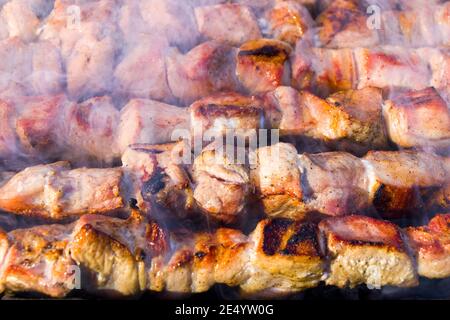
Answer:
[
  {"xmin": 1, "ymin": 141, "xmax": 448, "ymax": 224},
  {"xmin": 0, "ymin": 211, "xmax": 448, "ymax": 298},
  {"xmin": 315, "ymin": 0, "xmax": 450, "ymax": 48},
  {"xmin": 292, "ymin": 44, "xmax": 450, "ymax": 100},
  {"xmin": 2, "ymin": 84, "xmax": 448, "ymax": 173}
]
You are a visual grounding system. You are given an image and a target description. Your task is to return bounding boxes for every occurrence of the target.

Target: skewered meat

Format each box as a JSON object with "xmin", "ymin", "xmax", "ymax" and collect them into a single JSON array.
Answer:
[
  {"xmin": 116, "ymin": 99, "xmax": 190, "ymax": 154},
  {"xmin": 166, "ymin": 41, "xmax": 239, "ymax": 104},
  {"xmin": 0, "ymin": 38, "xmax": 64, "ymax": 97},
  {"xmin": 0, "ymin": 223, "xmax": 76, "ymax": 297},
  {"xmin": 364, "ymin": 150, "xmax": 449, "ymax": 217},
  {"xmin": 316, "ymin": 0, "xmax": 379, "ymax": 48},
  {"xmin": 189, "ymin": 92, "xmax": 265, "ymax": 140},
  {"xmin": 192, "ymin": 143, "xmax": 251, "ymax": 223},
  {"xmin": 406, "ymin": 214, "xmax": 450, "ymax": 279},
  {"xmin": 0, "ymin": 211, "xmax": 167, "ymax": 297},
  {"xmin": 122, "ymin": 141, "xmax": 194, "ymax": 219},
  {"xmin": 0, "ymin": 95, "xmax": 120, "ymax": 168},
  {"xmin": 265, "ymin": 86, "xmax": 388, "ymax": 154},
  {"xmin": 263, "ymin": 0, "xmax": 314, "ymax": 46},
  {"xmin": 113, "ymin": 36, "xmax": 174, "ymax": 103},
  {"xmin": 316, "ymin": 1, "xmax": 449, "ymax": 47},
  {"xmin": 242, "ymin": 218, "xmax": 325, "ymax": 295},
  {"xmin": 319, "ymin": 215, "xmax": 418, "ymax": 288},
  {"xmin": 66, "ymin": 35, "xmax": 115, "ymax": 101},
  {"xmin": 292, "ymin": 45, "xmax": 434, "ymax": 95},
  {"xmin": 236, "ymin": 39, "xmax": 292, "ymax": 94},
  {"xmin": 251, "ymin": 143, "xmax": 450, "ymax": 220},
  {"xmin": 194, "ymin": 3, "xmax": 261, "ymax": 46},
  {"xmin": 0, "ymin": 0, "xmax": 40, "ymax": 42},
  {"xmin": 3, "ymin": 213, "xmax": 449, "ymax": 297},
  {"xmin": 383, "ymin": 87, "xmax": 450, "ymax": 152},
  {"xmin": 0, "ymin": 161, "xmax": 124, "ymax": 219}
]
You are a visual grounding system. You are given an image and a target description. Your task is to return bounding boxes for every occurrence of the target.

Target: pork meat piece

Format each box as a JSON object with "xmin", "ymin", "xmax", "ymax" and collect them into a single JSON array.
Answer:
[
  {"xmin": 122, "ymin": 141, "xmax": 194, "ymax": 219},
  {"xmin": 66, "ymin": 35, "xmax": 115, "ymax": 101},
  {"xmin": 166, "ymin": 41, "xmax": 239, "ymax": 104},
  {"xmin": 319, "ymin": 215, "xmax": 418, "ymax": 288},
  {"xmin": 354, "ymin": 47, "xmax": 430, "ymax": 90},
  {"xmin": 113, "ymin": 36, "xmax": 174, "ymax": 103},
  {"xmin": 363, "ymin": 150, "xmax": 450, "ymax": 217},
  {"xmin": 195, "ymin": 3, "xmax": 261, "ymax": 46},
  {"xmin": 406, "ymin": 214, "xmax": 450, "ymax": 279},
  {"xmin": 1, "ymin": 0, "xmax": 40, "ymax": 41},
  {"xmin": 263, "ymin": 0, "xmax": 314, "ymax": 46},
  {"xmin": 0, "ymin": 223, "xmax": 76, "ymax": 297},
  {"xmin": 236, "ymin": 39, "xmax": 292, "ymax": 94},
  {"xmin": 316, "ymin": 0, "xmax": 379, "ymax": 48},
  {"xmin": 241, "ymin": 218, "xmax": 325, "ymax": 295},
  {"xmin": 192, "ymin": 143, "xmax": 251, "ymax": 224},
  {"xmin": 0, "ymin": 162, "xmax": 124, "ymax": 219},
  {"xmin": 116, "ymin": 99, "xmax": 190, "ymax": 154},
  {"xmin": 62, "ymin": 96, "xmax": 120, "ymax": 165},
  {"xmin": 189, "ymin": 92, "xmax": 265, "ymax": 140},
  {"xmin": 383, "ymin": 87, "xmax": 450, "ymax": 152},
  {"xmin": 250, "ymin": 143, "xmax": 303, "ymax": 219}
]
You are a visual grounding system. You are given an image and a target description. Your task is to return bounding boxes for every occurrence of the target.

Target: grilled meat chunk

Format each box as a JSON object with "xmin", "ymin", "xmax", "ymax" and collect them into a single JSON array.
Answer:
[
  {"xmin": 68, "ymin": 213, "xmax": 162, "ymax": 297},
  {"xmin": 194, "ymin": 3, "xmax": 261, "ymax": 46},
  {"xmin": 121, "ymin": 141, "xmax": 194, "ymax": 219},
  {"xmin": 406, "ymin": 214, "xmax": 450, "ymax": 279},
  {"xmin": 114, "ymin": 36, "xmax": 173, "ymax": 103},
  {"xmin": 383, "ymin": 87, "xmax": 450, "ymax": 152},
  {"xmin": 319, "ymin": 215, "xmax": 418, "ymax": 288},
  {"xmin": 316, "ymin": 0, "xmax": 379, "ymax": 48},
  {"xmin": 265, "ymin": 86, "xmax": 388, "ymax": 154},
  {"xmin": 189, "ymin": 92, "xmax": 264, "ymax": 140},
  {"xmin": 236, "ymin": 39, "xmax": 292, "ymax": 94},
  {"xmin": 0, "ymin": 162, "xmax": 124, "ymax": 219},
  {"xmin": 117, "ymin": 99, "xmax": 190, "ymax": 154},
  {"xmin": 263, "ymin": 0, "xmax": 314, "ymax": 46},
  {"xmin": 354, "ymin": 47, "xmax": 431, "ymax": 91},
  {"xmin": 297, "ymin": 152, "xmax": 372, "ymax": 217},
  {"xmin": 250, "ymin": 143, "xmax": 303, "ymax": 219},
  {"xmin": 192, "ymin": 143, "xmax": 251, "ymax": 224},
  {"xmin": 242, "ymin": 219, "xmax": 325, "ymax": 295},
  {"xmin": 166, "ymin": 41, "xmax": 239, "ymax": 104},
  {"xmin": 364, "ymin": 150, "xmax": 449, "ymax": 217},
  {"xmin": 0, "ymin": 223, "xmax": 75, "ymax": 297},
  {"xmin": 0, "ymin": 0, "xmax": 40, "ymax": 42}
]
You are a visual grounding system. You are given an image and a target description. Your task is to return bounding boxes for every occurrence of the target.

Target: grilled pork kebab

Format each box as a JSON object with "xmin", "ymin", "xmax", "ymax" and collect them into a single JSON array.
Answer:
[
  {"xmin": 0, "ymin": 142, "xmax": 449, "ymax": 224},
  {"xmin": 1, "ymin": 85, "xmax": 449, "ymax": 172},
  {"xmin": 0, "ymin": 211, "xmax": 448, "ymax": 298}
]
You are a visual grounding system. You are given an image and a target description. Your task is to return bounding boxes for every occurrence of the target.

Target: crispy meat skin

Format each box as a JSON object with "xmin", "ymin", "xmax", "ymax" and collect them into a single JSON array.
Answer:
[
  {"xmin": 383, "ymin": 87, "xmax": 450, "ymax": 150},
  {"xmin": 319, "ymin": 215, "xmax": 418, "ymax": 288},
  {"xmin": 406, "ymin": 214, "xmax": 450, "ymax": 279},
  {"xmin": 0, "ymin": 162, "xmax": 124, "ymax": 219}
]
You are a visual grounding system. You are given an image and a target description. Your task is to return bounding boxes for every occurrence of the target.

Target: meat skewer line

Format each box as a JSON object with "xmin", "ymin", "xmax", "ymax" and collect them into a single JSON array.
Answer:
[{"xmin": 0, "ymin": 212, "xmax": 448, "ymax": 298}]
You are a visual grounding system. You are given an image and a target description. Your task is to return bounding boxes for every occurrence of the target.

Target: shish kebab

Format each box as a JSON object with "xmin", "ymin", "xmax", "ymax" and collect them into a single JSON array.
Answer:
[
  {"xmin": 0, "ymin": 141, "xmax": 448, "ymax": 224},
  {"xmin": 0, "ymin": 210, "xmax": 448, "ymax": 298},
  {"xmin": 1, "ymin": 85, "xmax": 449, "ymax": 172}
]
